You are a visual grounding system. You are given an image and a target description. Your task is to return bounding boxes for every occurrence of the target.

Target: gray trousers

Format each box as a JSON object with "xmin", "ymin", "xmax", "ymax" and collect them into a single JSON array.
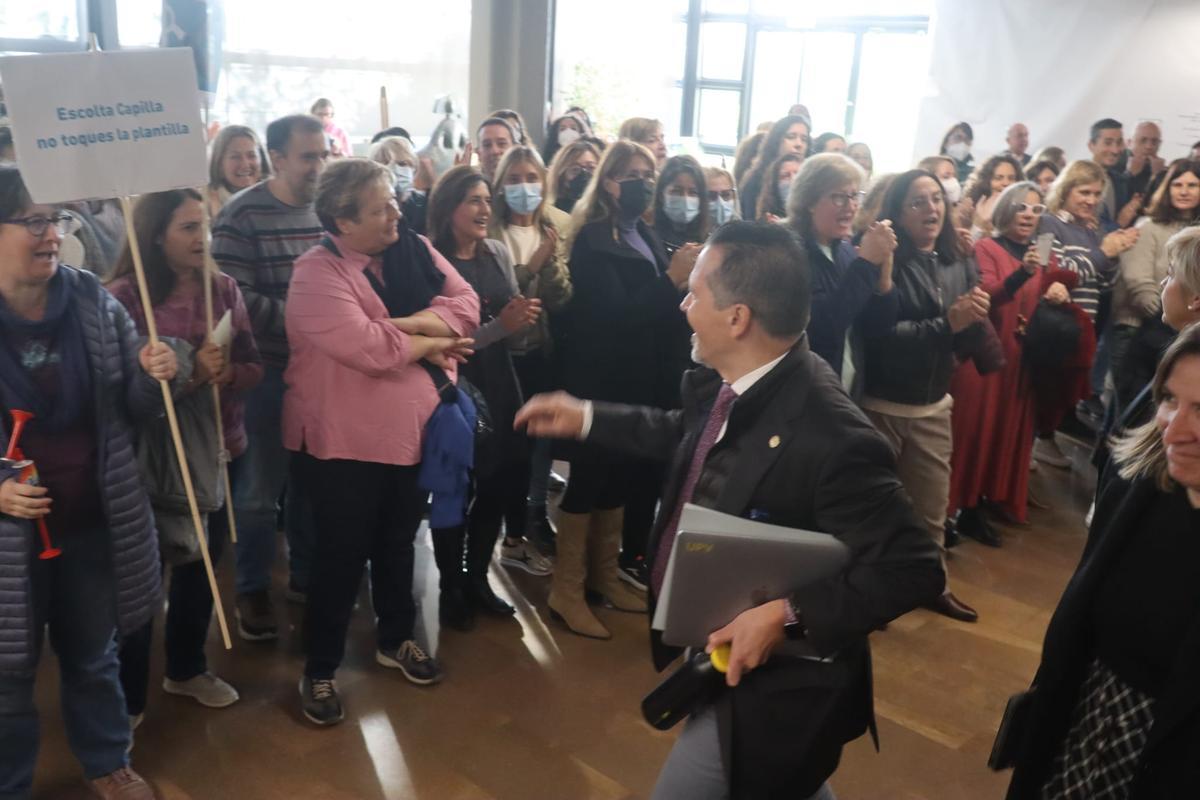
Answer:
[{"xmin": 651, "ymin": 704, "xmax": 838, "ymax": 800}]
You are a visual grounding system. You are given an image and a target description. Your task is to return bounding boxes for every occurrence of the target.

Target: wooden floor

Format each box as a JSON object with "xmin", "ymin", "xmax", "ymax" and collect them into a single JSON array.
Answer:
[{"xmin": 30, "ymin": 442, "xmax": 1097, "ymax": 800}]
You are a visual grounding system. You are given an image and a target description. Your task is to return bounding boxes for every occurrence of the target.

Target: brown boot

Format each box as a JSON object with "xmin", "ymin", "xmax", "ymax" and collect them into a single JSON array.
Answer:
[
  {"xmin": 586, "ymin": 507, "xmax": 648, "ymax": 613},
  {"xmin": 89, "ymin": 766, "xmax": 155, "ymax": 799},
  {"xmin": 548, "ymin": 511, "xmax": 611, "ymax": 639}
]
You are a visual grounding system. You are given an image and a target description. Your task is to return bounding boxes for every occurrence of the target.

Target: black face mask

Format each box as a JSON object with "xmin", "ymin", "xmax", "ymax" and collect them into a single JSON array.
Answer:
[
  {"xmin": 617, "ymin": 178, "xmax": 653, "ymax": 218},
  {"xmin": 565, "ymin": 170, "xmax": 590, "ymax": 198}
]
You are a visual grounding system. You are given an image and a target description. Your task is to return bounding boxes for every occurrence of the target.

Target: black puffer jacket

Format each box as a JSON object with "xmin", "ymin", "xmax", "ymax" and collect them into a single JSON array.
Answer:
[
  {"xmin": 0, "ymin": 267, "xmax": 164, "ymax": 672},
  {"xmin": 858, "ymin": 250, "xmax": 984, "ymax": 405}
]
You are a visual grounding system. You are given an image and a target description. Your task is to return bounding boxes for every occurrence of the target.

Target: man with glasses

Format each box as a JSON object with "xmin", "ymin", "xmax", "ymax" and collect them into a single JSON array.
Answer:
[
  {"xmin": 1125, "ymin": 120, "xmax": 1167, "ymax": 200},
  {"xmin": 212, "ymin": 114, "xmax": 329, "ymax": 641}
]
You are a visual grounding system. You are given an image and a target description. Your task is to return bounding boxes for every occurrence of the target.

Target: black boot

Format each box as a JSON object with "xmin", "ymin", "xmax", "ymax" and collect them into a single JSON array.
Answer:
[
  {"xmin": 526, "ymin": 504, "xmax": 557, "ymax": 556},
  {"xmin": 943, "ymin": 517, "xmax": 961, "ymax": 549},
  {"xmin": 466, "ymin": 520, "xmax": 515, "ymax": 616},
  {"xmin": 431, "ymin": 526, "xmax": 475, "ymax": 632},
  {"xmin": 956, "ymin": 507, "xmax": 1001, "ymax": 548}
]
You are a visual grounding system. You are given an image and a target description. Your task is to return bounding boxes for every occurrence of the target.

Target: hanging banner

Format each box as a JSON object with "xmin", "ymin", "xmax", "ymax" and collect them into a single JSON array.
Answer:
[{"xmin": 0, "ymin": 48, "xmax": 207, "ymax": 203}]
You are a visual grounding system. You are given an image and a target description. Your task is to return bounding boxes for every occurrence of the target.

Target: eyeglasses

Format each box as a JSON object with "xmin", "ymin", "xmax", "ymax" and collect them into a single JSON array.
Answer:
[
  {"xmin": 906, "ymin": 194, "xmax": 944, "ymax": 212},
  {"xmin": 708, "ymin": 189, "xmax": 736, "ymax": 202},
  {"xmin": 829, "ymin": 191, "xmax": 866, "ymax": 209},
  {"xmin": 1017, "ymin": 202, "xmax": 1047, "ymax": 214},
  {"xmin": 2, "ymin": 212, "xmax": 80, "ymax": 238}
]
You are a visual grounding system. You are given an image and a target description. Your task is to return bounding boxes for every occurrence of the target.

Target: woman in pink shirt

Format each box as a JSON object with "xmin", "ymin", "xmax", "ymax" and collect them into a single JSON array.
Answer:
[
  {"xmin": 311, "ymin": 98, "xmax": 352, "ymax": 158},
  {"xmin": 284, "ymin": 158, "xmax": 478, "ymax": 726}
]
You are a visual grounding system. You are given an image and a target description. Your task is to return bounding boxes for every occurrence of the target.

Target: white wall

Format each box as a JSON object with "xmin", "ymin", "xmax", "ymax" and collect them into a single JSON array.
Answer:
[{"xmin": 914, "ymin": 0, "xmax": 1200, "ymax": 166}]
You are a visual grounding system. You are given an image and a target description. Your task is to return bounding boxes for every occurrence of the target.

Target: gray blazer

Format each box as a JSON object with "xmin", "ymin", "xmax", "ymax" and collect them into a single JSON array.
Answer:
[{"xmin": 0, "ymin": 267, "xmax": 164, "ymax": 673}]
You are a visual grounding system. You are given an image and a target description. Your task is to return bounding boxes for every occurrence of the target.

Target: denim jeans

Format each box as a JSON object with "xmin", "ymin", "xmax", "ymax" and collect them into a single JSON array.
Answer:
[
  {"xmin": 0, "ymin": 530, "xmax": 131, "ymax": 798},
  {"xmin": 233, "ymin": 366, "xmax": 313, "ymax": 594}
]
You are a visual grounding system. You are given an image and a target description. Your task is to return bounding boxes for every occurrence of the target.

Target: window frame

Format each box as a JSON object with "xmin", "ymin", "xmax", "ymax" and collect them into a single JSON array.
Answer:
[{"xmin": 675, "ymin": 1, "xmax": 929, "ymax": 156}]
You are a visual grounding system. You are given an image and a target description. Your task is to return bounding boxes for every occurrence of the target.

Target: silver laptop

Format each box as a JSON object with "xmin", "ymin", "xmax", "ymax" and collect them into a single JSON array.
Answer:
[{"xmin": 652, "ymin": 504, "xmax": 851, "ymax": 648}]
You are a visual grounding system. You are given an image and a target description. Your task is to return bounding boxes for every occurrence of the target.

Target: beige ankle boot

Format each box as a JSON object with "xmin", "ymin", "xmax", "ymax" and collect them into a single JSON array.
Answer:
[
  {"xmin": 586, "ymin": 507, "xmax": 648, "ymax": 613},
  {"xmin": 547, "ymin": 510, "xmax": 611, "ymax": 639}
]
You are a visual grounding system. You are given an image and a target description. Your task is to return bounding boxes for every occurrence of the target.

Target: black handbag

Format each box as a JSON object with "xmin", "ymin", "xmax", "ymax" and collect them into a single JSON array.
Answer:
[
  {"xmin": 988, "ymin": 689, "xmax": 1035, "ymax": 770},
  {"xmin": 1022, "ymin": 301, "xmax": 1081, "ymax": 371}
]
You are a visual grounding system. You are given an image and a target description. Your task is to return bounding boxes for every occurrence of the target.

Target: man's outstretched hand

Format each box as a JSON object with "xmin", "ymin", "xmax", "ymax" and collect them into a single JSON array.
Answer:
[{"xmin": 514, "ymin": 391, "xmax": 587, "ymax": 438}]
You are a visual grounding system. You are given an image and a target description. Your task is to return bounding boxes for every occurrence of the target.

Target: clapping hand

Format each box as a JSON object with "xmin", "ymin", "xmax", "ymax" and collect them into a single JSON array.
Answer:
[{"xmin": 498, "ymin": 295, "xmax": 542, "ymax": 333}]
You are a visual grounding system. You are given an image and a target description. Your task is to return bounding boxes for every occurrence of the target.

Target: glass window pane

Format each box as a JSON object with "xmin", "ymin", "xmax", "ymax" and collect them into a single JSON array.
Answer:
[
  {"xmin": 117, "ymin": 0, "xmax": 162, "ymax": 49},
  {"xmin": 748, "ymin": 30, "xmax": 803, "ymax": 130},
  {"xmin": 553, "ymin": 0, "xmax": 683, "ymax": 139},
  {"xmin": 697, "ymin": 88, "xmax": 741, "ymax": 148},
  {"xmin": 704, "ymin": 0, "xmax": 750, "ymax": 14},
  {"xmin": 851, "ymin": 30, "xmax": 932, "ymax": 174},
  {"xmin": 207, "ymin": 0, "xmax": 472, "ymax": 150},
  {"xmin": 699, "ymin": 22, "xmax": 745, "ymax": 81},
  {"xmin": 797, "ymin": 32, "xmax": 855, "ymax": 134},
  {"xmin": 0, "ymin": 1, "xmax": 81, "ymax": 40}
]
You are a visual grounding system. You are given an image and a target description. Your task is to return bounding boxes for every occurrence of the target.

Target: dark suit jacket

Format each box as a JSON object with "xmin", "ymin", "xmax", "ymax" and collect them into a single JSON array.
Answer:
[
  {"xmin": 1006, "ymin": 476, "xmax": 1200, "ymax": 798},
  {"xmin": 590, "ymin": 344, "xmax": 945, "ymax": 798}
]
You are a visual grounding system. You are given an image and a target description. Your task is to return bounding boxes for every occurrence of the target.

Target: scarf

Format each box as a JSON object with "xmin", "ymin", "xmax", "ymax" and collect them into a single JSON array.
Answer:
[{"xmin": 0, "ymin": 267, "xmax": 91, "ymax": 433}]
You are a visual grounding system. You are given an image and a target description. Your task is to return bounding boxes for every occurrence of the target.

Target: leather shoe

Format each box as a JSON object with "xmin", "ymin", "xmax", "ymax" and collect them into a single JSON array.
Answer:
[
  {"xmin": 956, "ymin": 507, "xmax": 1001, "ymax": 548},
  {"xmin": 943, "ymin": 517, "xmax": 961, "ymax": 549},
  {"xmin": 926, "ymin": 592, "xmax": 978, "ymax": 623}
]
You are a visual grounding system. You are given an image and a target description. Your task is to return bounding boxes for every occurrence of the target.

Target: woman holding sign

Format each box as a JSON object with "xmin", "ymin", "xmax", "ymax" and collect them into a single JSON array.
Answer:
[
  {"xmin": 106, "ymin": 189, "xmax": 262, "ymax": 723},
  {"xmin": 0, "ymin": 165, "xmax": 176, "ymax": 799}
]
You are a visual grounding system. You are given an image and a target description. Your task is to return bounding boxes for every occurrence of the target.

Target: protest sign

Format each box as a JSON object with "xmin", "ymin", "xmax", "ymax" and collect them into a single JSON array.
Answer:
[{"xmin": 0, "ymin": 48, "xmax": 207, "ymax": 203}]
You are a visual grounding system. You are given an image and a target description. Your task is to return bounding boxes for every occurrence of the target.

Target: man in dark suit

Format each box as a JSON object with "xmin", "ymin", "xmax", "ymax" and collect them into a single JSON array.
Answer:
[{"xmin": 515, "ymin": 221, "xmax": 945, "ymax": 799}]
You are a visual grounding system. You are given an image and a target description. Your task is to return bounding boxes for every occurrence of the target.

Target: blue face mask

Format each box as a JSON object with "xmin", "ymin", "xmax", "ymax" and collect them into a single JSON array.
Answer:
[
  {"xmin": 391, "ymin": 164, "xmax": 414, "ymax": 197},
  {"xmin": 709, "ymin": 197, "xmax": 738, "ymax": 227},
  {"xmin": 663, "ymin": 193, "xmax": 700, "ymax": 225},
  {"xmin": 504, "ymin": 182, "xmax": 543, "ymax": 214}
]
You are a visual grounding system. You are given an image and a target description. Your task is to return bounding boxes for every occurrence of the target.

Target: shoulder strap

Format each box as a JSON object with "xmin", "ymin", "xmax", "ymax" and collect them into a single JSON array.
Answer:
[{"xmin": 419, "ymin": 360, "xmax": 458, "ymax": 404}]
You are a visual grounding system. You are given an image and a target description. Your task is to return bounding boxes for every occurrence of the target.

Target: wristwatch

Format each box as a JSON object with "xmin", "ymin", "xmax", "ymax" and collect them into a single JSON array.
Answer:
[{"xmin": 782, "ymin": 596, "xmax": 807, "ymax": 640}]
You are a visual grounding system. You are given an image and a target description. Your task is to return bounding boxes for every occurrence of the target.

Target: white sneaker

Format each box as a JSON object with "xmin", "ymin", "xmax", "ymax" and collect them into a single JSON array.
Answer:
[
  {"xmin": 163, "ymin": 672, "xmax": 240, "ymax": 708},
  {"xmin": 499, "ymin": 539, "xmax": 553, "ymax": 577},
  {"xmin": 1033, "ymin": 436, "xmax": 1071, "ymax": 468}
]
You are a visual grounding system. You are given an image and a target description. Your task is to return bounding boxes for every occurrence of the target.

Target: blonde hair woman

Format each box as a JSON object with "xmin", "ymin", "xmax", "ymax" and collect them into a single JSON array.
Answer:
[
  {"xmin": 367, "ymin": 135, "xmax": 433, "ymax": 234},
  {"xmin": 206, "ymin": 125, "xmax": 270, "ymax": 218},
  {"xmin": 490, "ymin": 146, "xmax": 574, "ymax": 559},
  {"xmin": 1006, "ymin": 323, "xmax": 1200, "ymax": 798},
  {"xmin": 618, "ymin": 116, "xmax": 667, "ymax": 168},
  {"xmin": 546, "ymin": 139, "xmax": 602, "ymax": 215},
  {"xmin": 553, "ymin": 140, "xmax": 696, "ymax": 638}
]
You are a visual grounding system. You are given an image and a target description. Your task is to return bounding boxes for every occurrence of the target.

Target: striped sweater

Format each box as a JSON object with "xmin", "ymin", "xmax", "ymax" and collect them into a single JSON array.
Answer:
[
  {"xmin": 1037, "ymin": 210, "xmax": 1116, "ymax": 321},
  {"xmin": 211, "ymin": 181, "xmax": 323, "ymax": 368}
]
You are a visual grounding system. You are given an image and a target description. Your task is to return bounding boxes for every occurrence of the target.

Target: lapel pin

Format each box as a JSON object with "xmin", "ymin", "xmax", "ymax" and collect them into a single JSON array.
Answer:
[{"xmin": 768, "ymin": 435, "xmax": 781, "ymax": 449}]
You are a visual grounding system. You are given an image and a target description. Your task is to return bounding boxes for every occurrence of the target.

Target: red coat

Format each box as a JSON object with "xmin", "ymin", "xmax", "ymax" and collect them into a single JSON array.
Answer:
[{"xmin": 948, "ymin": 237, "xmax": 1082, "ymax": 521}]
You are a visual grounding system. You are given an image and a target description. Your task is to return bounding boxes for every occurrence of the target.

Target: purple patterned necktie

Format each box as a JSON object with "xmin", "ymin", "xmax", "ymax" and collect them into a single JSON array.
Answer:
[{"xmin": 651, "ymin": 383, "xmax": 738, "ymax": 595}]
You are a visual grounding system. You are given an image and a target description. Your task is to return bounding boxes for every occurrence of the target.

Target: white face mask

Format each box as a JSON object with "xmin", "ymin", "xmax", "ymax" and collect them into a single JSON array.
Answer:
[
  {"xmin": 663, "ymin": 194, "xmax": 701, "ymax": 225},
  {"xmin": 504, "ymin": 181, "xmax": 543, "ymax": 215},
  {"xmin": 945, "ymin": 141, "xmax": 971, "ymax": 162},
  {"xmin": 709, "ymin": 197, "xmax": 738, "ymax": 227},
  {"xmin": 557, "ymin": 127, "xmax": 581, "ymax": 147},
  {"xmin": 391, "ymin": 164, "xmax": 414, "ymax": 197},
  {"xmin": 942, "ymin": 176, "xmax": 963, "ymax": 205}
]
